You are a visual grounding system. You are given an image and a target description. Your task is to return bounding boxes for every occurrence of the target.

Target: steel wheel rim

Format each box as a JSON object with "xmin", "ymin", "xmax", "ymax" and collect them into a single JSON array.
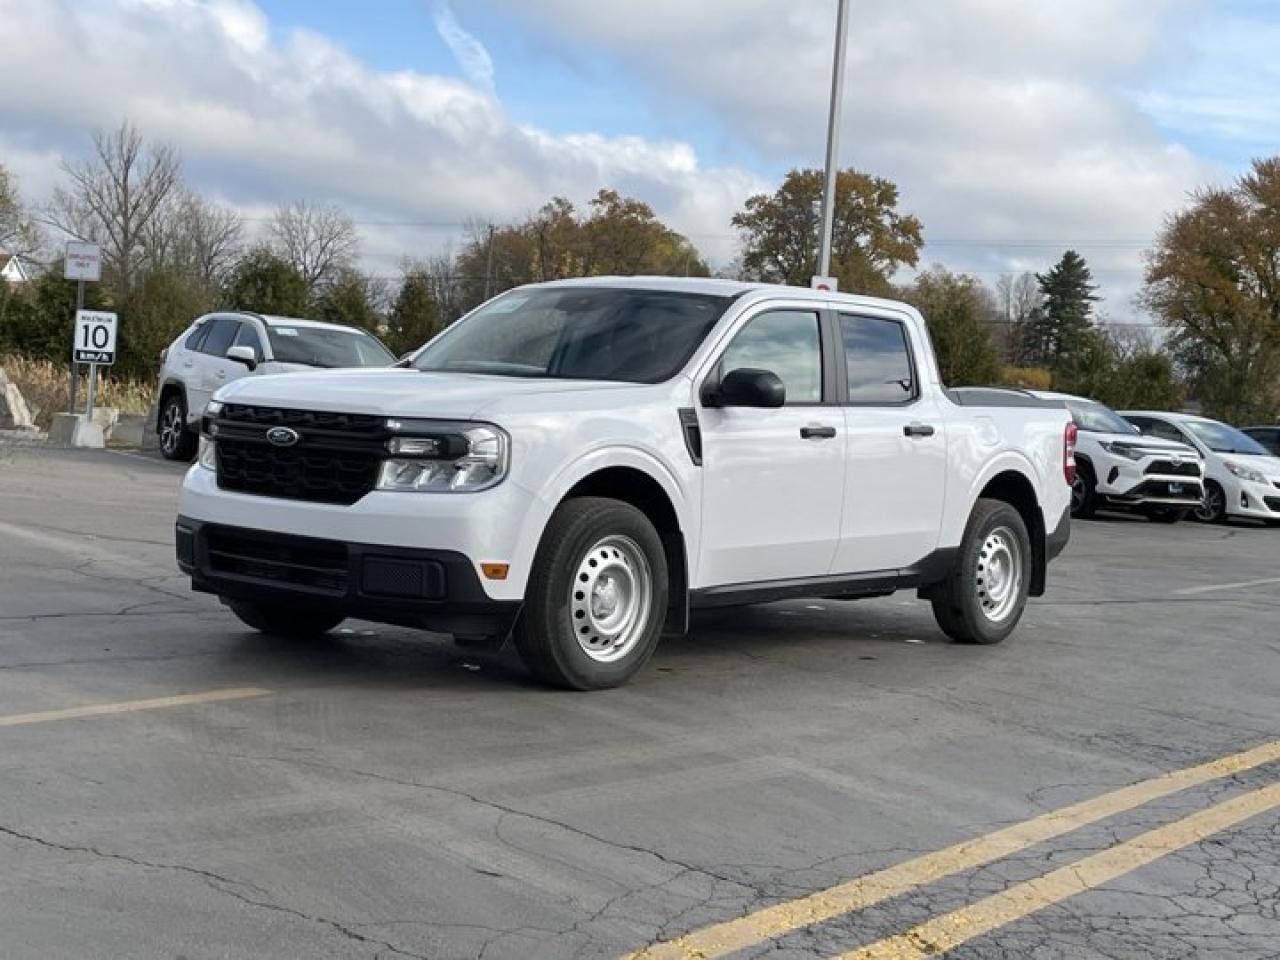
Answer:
[
  {"xmin": 160, "ymin": 403, "xmax": 183, "ymax": 454},
  {"xmin": 1195, "ymin": 486, "xmax": 1223, "ymax": 522},
  {"xmin": 569, "ymin": 535, "xmax": 652, "ymax": 663},
  {"xmin": 975, "ymin": 526, "xmax": 1023, "ymax": 624}
]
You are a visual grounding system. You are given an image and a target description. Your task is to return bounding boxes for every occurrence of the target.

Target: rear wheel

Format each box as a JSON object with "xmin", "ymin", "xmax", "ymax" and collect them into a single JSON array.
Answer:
[
  {"xmin": 227, "ymin": 600, "xmax": 345, "ymax": 638},
  {"xmin": 1070, "ymin": 463, "xmax": 1097, "ymax": 519},
  {"xmin": 1143, "ymin": 506, "xmax": 1188, "ymax": 524},
  {"xmin": 514, "ymin": 497, "xmax": 668, "ymax": 690},
  {"xmin": 158, "ymin": 391, "xmax": 197, "ymax": 461},
  {"xmin": 1194, "ymin": 481, "xmax": 1227, "ymax": 524},
  {"xmin": 931, "ymin": 499, "xmax": 1031, "ymax": 645}
]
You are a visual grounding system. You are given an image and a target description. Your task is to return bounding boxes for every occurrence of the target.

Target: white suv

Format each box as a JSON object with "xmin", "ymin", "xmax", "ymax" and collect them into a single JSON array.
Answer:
[
  {"xmin": 1033, "ymin": 393, "xmax": 1204, "ymax": 522},
  {"xmin": 1123, "ymin": 411, "xmax": 1280, "ymax": 525},
  {"xmin": 156, "ymin": 312, "xmax": 395, "ymax": 460}
]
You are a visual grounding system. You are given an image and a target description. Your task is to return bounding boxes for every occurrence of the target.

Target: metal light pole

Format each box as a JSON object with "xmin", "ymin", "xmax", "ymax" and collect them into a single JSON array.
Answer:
[{"xmin": 817, "ymin": 0, "xmax": 851, "ymax": 279}]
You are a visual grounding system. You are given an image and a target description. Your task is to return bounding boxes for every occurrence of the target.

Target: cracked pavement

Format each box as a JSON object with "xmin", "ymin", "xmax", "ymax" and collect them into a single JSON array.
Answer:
[{"xmin": 1, "ymin": 443, "xmax": 1278, "ymax": 959}]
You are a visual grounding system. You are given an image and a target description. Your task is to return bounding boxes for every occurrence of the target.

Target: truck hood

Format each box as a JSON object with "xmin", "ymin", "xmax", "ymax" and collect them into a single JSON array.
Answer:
[{"xmin": 214, "ymin": 368, "xmax": 635, "ymax": 420}]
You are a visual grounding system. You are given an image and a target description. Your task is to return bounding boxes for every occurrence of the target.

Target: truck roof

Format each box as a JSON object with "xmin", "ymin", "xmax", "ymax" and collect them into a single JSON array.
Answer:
[{"xmin": 527, "ymin": 276, "xmax": 917, "ymax": 313}]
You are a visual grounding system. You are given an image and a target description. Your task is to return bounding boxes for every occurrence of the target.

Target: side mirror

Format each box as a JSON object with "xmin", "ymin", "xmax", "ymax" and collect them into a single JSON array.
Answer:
[
  {"xmin": 704, "ymin": 367, "xmax": 786, "ymax": 408},
  {"xmin": 226, "ymin": 345, "xmax": 258, "ymax": 371}
]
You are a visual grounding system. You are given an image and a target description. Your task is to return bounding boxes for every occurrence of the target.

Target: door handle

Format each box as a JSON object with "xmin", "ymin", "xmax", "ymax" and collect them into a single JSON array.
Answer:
[
  {"xmin": 800, "ymin": 425, "xmax": 837, "ymax": 440},
  {"xmin": 904, "ymin": 422, "xmax": 935, "ymax": 438}
]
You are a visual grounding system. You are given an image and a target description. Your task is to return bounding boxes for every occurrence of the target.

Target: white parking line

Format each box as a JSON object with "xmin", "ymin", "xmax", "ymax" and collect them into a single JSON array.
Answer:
[{"xmin": 1174, "ymin": 577, "xmax": 1280, "ymax": 596}]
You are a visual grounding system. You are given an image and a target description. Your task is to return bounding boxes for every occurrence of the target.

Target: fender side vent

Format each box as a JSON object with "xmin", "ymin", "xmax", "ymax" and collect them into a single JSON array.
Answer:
[{"xmin": 678, "ymin": 407, "xmax": 702, "ymax": 466}]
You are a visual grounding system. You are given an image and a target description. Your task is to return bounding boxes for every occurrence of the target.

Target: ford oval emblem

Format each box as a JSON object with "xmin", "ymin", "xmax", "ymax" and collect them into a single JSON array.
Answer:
[{"xmin": 266, "ymin": 426, "xmax": 300, "ymax": 447}]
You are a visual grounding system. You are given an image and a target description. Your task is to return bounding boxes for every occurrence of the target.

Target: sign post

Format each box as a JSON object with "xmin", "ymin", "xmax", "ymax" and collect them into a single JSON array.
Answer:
[
  {"xmin": 73, "ymin": 310, "xmax": 117, "ymax": 421},
  {"xmin": 64, "ymin": 242, "xmax": 102, "ymax": 414}
]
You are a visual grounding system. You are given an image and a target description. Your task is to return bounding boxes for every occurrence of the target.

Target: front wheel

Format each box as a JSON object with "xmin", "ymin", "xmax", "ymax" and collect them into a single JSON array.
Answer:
[
  {"xmin": 931, "ymin": 499, "xmax": 1031, "ymax": 645},
  {"xmin": 1194, "ymin": 481, "xmax": 1227, "ymax": 524},
  {"xmin": 513, "ymin": 497, "xmax": 668, "ymax": 690},
  {"xmin": 1070, "ymin": 465, "xmax": 1098, "ymax": 519},
  {"xmin": 227, "ymin": 600, "xmax": 345, "ymax": 638}
]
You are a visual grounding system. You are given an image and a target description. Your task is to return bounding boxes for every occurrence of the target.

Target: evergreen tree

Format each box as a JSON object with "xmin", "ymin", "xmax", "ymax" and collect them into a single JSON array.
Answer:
[
  {"xmin": 1024, "ymin": 250, "xmax": 1098, "ymax": 382},
  {"xmin": 386, "ymin": 267, "xmax": 442, "ymax": 355},
  {"xmin": 312, "ymin": 267, "xmax": 382, "ymax": 334},
  {"xmin": 225, "ymin": 246, "xmax": 309, "ymax": 317}
]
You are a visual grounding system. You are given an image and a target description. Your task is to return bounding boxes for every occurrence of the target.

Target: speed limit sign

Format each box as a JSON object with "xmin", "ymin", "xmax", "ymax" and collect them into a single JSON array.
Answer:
[{"xmin": 74, "ymin": 310, "xmax": 118, "ymax": 365}]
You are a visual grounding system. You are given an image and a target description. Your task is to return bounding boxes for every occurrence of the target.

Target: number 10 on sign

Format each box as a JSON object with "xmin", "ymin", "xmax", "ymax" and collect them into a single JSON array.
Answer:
[{"xmin": 74, "ymin": 310, "xmax": 117, "ymax": 365}]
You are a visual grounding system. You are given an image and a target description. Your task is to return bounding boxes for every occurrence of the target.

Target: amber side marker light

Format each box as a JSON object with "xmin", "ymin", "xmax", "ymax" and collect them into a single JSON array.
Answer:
[{"xmin": 481, "ymin": 563, "xmax": 509, "ymax": 581}]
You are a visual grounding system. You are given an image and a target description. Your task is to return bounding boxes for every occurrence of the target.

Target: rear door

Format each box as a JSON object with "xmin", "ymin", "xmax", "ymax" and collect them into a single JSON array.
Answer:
[
  {"xmin": 832, "ymin": 312, "xmax": 948, "ymax": 573},
  {"xmin": 696, "ymin": 306, "xmax": 847, "ymax": 587}
]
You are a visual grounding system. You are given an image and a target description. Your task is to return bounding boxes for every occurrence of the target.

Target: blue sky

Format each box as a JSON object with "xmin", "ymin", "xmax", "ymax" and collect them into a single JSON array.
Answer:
[{"xmin": 1, "ymin": 0, "xmax": 1274, "ymax": 317}]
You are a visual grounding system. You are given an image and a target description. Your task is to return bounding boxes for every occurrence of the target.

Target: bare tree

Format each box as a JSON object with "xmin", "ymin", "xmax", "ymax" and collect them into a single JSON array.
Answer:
[
  {"xmin": 268, "ymin": 200, "xmax": 358, "ymax": 294},
  {"xmin": 46, "ymin": 120, "xmax": 182, "ymax": 296},
  {"xmin": 0, "ymin": 165, "xmax": 40, "ymax": 259},
  {"xmin": 995, "ymin": 272, "xmax": 1043, "ymax": 365},
  {"xmin": 150, "ymin": 189, "xmax": 244, "ymax": 288}
]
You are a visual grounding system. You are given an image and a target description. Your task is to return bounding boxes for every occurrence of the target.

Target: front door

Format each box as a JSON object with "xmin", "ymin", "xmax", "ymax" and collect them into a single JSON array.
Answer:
[
  {"xmin": 697, "ymin": 308, "xmax": 846, "ymax": 587},
  {"xmin": 832, "ymin": 312, "xmax": 948, "ymax": 573}
]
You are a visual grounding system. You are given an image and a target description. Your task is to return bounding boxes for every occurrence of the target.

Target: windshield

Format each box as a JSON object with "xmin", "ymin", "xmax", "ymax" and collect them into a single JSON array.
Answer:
[
  {"xmin": 266, "ymin": 325, "xmax": 394, "ymax": 368},
  {"xmin": 1185, "ymin": 419, "xmax": 1270, "ymax": 455},
  {"xmin": 1064, "ymin": 399, "xmax": 1137, "ymax": 435},
  {"xmin": 412, "ymin": 288, "xmax": 734, "ymax": 383}
]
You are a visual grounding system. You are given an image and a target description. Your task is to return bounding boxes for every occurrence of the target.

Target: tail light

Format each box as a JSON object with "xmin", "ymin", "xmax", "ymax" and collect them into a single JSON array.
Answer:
[
  {"xmin": 159, "ymin": 347, "xmax": 169, "ymax": 365},
  {"xmin": 1063, "ymin": 421, "xmax": 1078, "ymax": 486}
]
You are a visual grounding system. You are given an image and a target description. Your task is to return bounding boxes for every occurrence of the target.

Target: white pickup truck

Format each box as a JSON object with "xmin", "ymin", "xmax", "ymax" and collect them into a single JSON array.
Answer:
[{"xmin": 176, "ymin": 278, "xmax": 1074, "ymax": 689}]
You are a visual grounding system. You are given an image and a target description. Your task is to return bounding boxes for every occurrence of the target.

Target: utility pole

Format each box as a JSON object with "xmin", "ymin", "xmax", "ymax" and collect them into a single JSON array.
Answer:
[{"xmin": 816, "ymin": 0, "xmax": 851, "ymax": 279}]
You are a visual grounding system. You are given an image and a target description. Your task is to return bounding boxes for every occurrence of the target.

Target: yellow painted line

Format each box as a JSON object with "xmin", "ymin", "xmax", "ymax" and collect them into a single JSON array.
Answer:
[
  {"xmin": 0, "ymin": 687, "xmax": 272, "ymax": 728},
  {"xmin": 840, "ymin": 780, "xmax": 1280, "ymax": 959},
  {"xmin": 624, "ymin": 739, "xmax": 1280, "ymax": 959}
]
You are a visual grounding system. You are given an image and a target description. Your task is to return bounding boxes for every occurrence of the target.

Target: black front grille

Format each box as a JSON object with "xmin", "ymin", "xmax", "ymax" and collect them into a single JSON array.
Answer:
[
  {"xmin": 1265, "ymin": 496, "xmax": 1280, "ymax": 513},
  {"xmin": 1145, "ymin": 459, "xmax": 1201, "ymax": 477},
  {"xmin": 205, "ymin": 525, "xmax": 349, "ymax": 594},
  {"xmin": 214, "ymin": 404, "xmax": 387, "ymax": 505}
]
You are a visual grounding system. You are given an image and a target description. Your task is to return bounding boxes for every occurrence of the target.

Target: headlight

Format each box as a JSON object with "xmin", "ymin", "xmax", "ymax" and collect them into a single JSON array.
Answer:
[
  {"xmin": 376, "ymin": 421, "xmax": 508, "ymax": 493},
  {"xmin": 205, "ymin": 400, "xmax": 224, "ymax": 417},
  {"xmin": 1099, "ymin": 441, "xmax": 1144, "ymax": 460},
  {"xmin": 1224, "ymin": 461, "xmax": 1267, "ymax": 483},
  {"xmin": 197, "ymin": 435, "xmax": 217, "ymax": 470}
]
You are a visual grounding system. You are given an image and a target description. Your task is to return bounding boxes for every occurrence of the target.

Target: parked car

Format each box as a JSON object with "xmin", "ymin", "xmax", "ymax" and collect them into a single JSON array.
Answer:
[
  {"xmin": 156, "ymin": 312, "xmax": 396, "ymax": 460},
  {"xmin": 1241, "ymin": 425, "xmax": 1280, "ymax": 457},
  {"xmin": 175, "ymin": 278, "xmax": 1075, "ymax": 689},
  {"xmin": 1030, "ymin": 392, "xmax": 1204, "ymax": 522},
  {"xmin": 1122, "ymin": 411, "xmax": 1280, "ymax": 524}
]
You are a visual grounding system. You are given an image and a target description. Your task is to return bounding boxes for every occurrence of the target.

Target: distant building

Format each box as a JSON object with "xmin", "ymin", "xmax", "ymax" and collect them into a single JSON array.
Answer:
[{"xmin": 0, "ymin": 253, "xmax": 30, "ymax": 285}]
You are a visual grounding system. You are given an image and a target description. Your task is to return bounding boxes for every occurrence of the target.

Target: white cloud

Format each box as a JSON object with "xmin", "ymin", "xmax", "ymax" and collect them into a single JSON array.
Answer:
[
  {"xmin": 430, "ymin": 1, "xmax": 496, "ymax": 96},
  {"xmin": 0, "ymin": 0, "xmax": 764, "ymax": 269},
  {"xmin": 478, "ymin": 0, "xmax": 1225, "ymax": 317}
]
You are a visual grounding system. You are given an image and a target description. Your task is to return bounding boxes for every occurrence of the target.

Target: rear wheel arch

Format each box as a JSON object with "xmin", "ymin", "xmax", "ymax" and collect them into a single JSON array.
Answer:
[{"xmin": 975, "ymin": 469, "xmax": 1047, "ymax": 596}]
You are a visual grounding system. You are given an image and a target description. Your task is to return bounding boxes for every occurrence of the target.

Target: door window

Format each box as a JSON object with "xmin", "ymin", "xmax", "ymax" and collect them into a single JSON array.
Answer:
[
  {"xmin": 200, "ymin": 317, "xmax": 238, "ymax": 358},
  {"xmin": 840, "ymin": 315, "xmax": 916, "ymax": 404},
  {"xmin": 1143, "ymin": 418, "xmax": 1191, "ymax": 445},
  {"xmin": 718, "ymin": 310, "xmax": 822, "ymax": 405}
]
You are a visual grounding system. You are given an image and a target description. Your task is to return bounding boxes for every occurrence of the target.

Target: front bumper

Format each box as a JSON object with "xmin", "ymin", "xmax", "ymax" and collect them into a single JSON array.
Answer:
[
  {"xmin": 1101, "ymin": 477, "xmax": 1204, "ymax": 508},
  {"xmin": 176, "ymin": 517, "xmax": 520, "ymax": 636},
  {"xmin": 1224, "ymin": 477, "xmax": 1280, "ymax": 519}
]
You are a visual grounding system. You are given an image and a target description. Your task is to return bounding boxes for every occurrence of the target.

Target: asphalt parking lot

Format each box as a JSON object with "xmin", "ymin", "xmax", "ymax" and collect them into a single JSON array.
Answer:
[{"xmin": 2, "ymin": 441, "xmax": 1278, "ymax": 960}]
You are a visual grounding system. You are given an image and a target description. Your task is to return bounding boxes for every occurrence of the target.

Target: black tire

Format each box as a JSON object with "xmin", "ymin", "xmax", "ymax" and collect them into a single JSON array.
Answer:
[
  {"xmin": 227, "ymin": 600, "xmax": 345, "ymax": 638},
  {"xmin": 931, "ymin": 498, "xmax": 1032, "ymax": 645},
  {"xmin": 1070, "ymin": 463, "xmax": 1097, "ymax": 519},
  {"xmin": 158, "ymin": 390, "xmax": 198, "ymax": 461},
  {"xmin": 1194, "ymin": 481, "xmax": 1227, "ymax": 524},
  {"xmin": 1143, "ymin": 506, "xmax": 1187, "ymax": 524},
  {"xmin": 513, "ymin": 497, "xmax": 668, "ymax": 690}
]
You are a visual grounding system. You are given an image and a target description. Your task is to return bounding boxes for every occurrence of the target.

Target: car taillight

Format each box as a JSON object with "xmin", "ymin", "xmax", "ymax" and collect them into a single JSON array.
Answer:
[
  {"xmin": 159, "ymin": 347, "xmax": 169, "ymax": 365},
  {"xmin": 1063, "ymin": 421, "xmax": 1078, "ymax": 486}
]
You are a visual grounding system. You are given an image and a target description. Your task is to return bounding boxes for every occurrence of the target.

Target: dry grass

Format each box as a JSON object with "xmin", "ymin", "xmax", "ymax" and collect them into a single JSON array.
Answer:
[{"xmin": 1, "ymin": 355, "xmax": 153, "ymax": 430}]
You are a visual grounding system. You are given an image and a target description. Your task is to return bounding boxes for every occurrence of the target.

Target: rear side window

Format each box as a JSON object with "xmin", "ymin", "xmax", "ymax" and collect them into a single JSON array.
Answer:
[
  {"xmin": 719, "ymin": 310, "xmax": 822, "ymax": 404},
  {"xmin": 200, "ymin": 317, "xmax": 239, "ymax": 358},
  {"xmin": 840, "ymin": 315, "xmax": 916, "ymax": 404}
]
